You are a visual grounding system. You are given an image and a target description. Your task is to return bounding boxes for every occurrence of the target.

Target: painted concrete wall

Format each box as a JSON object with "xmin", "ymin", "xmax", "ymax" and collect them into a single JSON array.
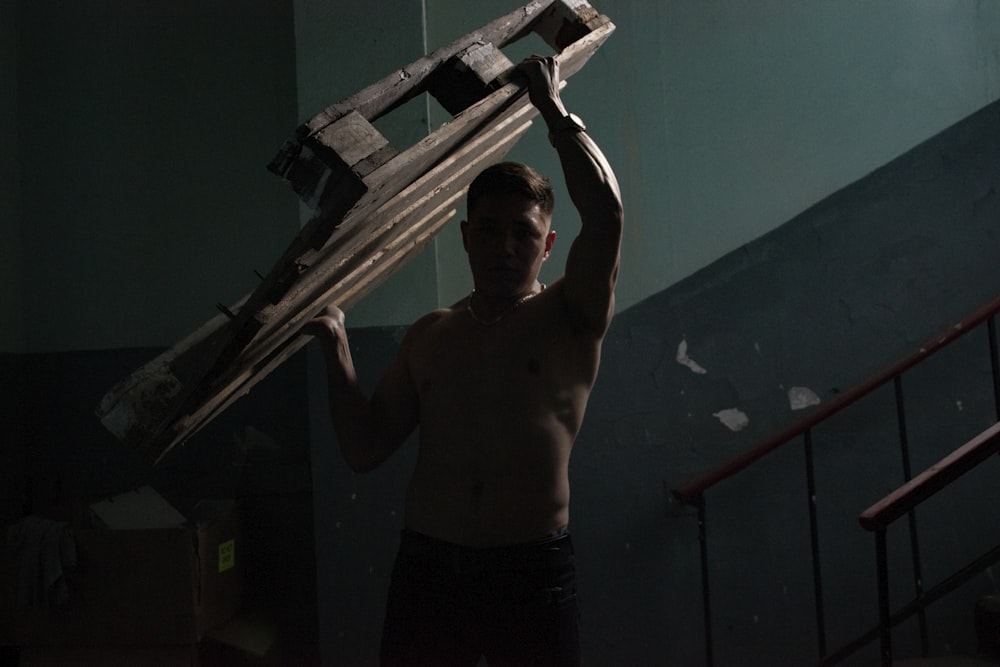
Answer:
[
  {"xmin": 426, "ymin": 0, "xmax": 1000, "ymax": 313},
  {"xmin": 290, "ymin": 0, "xmax": 1000, "ymax": 330},
  {"xmin": 310, "ymin": 97, "xmax": 1000, "ymax": 666},
  {"xmin": 14, "ymin": 0, "xmax": 299, "ymax": 352},
  {"xmin": 0, "ymin": 1, "xmax": 22, "ymax": 354},
  {"xmin": 8, "ymin": 1, "xmax": 1000, "ymax": 343}
]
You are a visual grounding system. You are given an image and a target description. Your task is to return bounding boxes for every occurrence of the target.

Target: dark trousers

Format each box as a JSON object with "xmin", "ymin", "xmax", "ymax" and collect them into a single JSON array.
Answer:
[{"xmin": 380, "ymin": 529, "xmax": 581, "ymax": 667}]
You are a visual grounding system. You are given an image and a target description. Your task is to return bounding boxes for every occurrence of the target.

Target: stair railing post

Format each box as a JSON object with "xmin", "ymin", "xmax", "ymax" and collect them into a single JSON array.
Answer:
[
  {"xmin": 875, "ymin": 528, "xmax": 892, "ymax": 667},
  {"xmin": 893, "ymin": 375, "xmax": 929, "ymax": 655},
  {"xmin": 696, "ymin": 495, "xmax": 714, "ymax": 667},
  {"xmin": 803, "ymin": 428, "xmax": 827, "ymax": 659}
]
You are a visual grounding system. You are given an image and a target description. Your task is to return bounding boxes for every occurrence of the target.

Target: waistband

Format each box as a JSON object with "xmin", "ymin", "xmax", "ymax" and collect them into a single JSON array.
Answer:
[{"xmin": 397, "ymin": 528, "xmax": 573, "ymax": 573}]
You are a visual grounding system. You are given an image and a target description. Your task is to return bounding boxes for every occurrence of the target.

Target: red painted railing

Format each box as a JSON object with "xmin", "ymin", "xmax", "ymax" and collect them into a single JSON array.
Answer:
[
  {"xmin": 673, "ymin": 293, "xmax": 1000, "ymax": 506},
  {"xmin": 670, "ymin": 293, "xmax": 1000, "ymax": 666}
]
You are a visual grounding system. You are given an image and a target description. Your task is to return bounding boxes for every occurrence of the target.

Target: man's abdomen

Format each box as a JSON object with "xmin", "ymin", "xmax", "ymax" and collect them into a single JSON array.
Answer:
[{"xmin": 403, "ymin": 456, "xmax": 571, "ymax": 547}]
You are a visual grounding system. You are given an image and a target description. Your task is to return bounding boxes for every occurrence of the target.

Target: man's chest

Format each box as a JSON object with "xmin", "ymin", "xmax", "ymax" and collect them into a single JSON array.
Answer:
[
  {"xmin": 410, "ymin": 308, "xmax": 597, "ymax": 403},
  {"xmin": 414, "ymin": 324, "xmax": 555, "ymax": 399}
]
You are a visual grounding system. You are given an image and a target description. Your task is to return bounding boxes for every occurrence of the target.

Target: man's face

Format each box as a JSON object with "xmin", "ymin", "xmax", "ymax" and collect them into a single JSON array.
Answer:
[{"xmin": 461, "ymin": 193, "xmax": 556, "ymax": 298}]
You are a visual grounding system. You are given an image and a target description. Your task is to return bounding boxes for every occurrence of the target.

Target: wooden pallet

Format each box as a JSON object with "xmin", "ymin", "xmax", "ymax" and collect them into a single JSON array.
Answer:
[{"xmin": 97, "ymin": 0, "xmax": 615, "ymax": 464}]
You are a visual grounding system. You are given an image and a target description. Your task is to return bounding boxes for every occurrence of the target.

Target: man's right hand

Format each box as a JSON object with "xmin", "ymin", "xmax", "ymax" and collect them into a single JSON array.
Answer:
[{"xmin": 515, "ymin": 55, "xmax": 568, "ymax": 125}]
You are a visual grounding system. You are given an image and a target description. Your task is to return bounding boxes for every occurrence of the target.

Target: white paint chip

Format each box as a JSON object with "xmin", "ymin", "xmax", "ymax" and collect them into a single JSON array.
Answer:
[
  {"xmin": 676, "ymin": 339, "xmax": 707, "ymax": 374},
  {"xmin": 713, "ymin": 408, "xmax": 749, "ymax": 432},
  {"xmin": 788, "ymin": 386, "xmax": 821, "ymax": 411}
]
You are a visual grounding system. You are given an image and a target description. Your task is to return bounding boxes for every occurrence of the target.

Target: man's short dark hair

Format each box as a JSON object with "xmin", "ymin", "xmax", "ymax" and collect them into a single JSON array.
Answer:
[{"xmin": 467, "ymin": 162, "xmax": 555, "ymax": 217}]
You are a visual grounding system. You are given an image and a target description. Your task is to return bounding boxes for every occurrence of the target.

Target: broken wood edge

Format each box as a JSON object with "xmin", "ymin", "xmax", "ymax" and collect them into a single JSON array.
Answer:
[
  {"xmin": 155, "ymin": 206, "xmax": 460, "ymax": 465},
  {"xmin": 95, "ymin": 298, "xmax": 247, "ymax": 445}
]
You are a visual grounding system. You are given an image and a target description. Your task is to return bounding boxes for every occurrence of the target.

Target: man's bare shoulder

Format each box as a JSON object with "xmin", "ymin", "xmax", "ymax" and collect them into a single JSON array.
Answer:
[{"xmin": 404, "ymin": 305, "xmax": 463, "ymax": 343}]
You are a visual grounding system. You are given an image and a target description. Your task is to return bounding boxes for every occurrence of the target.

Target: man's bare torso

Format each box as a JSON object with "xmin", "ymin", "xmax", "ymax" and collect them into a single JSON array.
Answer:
[{"xmin": 402, "ymin": 280, "xmax": 603, "ymax": 547}]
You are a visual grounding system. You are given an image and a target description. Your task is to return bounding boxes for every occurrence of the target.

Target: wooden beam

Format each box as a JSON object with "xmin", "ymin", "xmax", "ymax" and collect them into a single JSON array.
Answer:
[
  {"xmin": 97, "ymin": 1, "xmax": 616, "ymax": 463},
  {"xmin": 156, "ymin": 116, "xmax": 534, "ymax": 462}
]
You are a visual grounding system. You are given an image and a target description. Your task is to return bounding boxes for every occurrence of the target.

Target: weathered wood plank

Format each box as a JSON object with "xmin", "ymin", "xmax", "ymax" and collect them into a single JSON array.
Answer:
[
  {"xmin": 534, "ymin": 0, "xmax": 609, "ymax": 51},
  {"xmin": 98, "ymin": 1, "xmax": 616, "ymax": 463},
  {"xmin": 296, "ymin": 0, "xmax": 552, "ymax": 134},
  {"xmin": 427, "ymin": 42, "xmax": 516, "ymax": 116},
  {"xmin": 154, "ymin": 118, "xmax": 534, "ymax": 460}
]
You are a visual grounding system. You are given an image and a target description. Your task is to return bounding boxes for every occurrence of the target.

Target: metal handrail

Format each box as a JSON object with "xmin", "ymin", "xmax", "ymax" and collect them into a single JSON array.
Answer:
[
  {"xmin": 860, "ymin": 420, "xmax": 1000, "ymax": 532},
  {"xmin": 860, "ymin": 420, "xmax": 1000, "ymax": 666},
  {"xmin": 672, "ymin": 292, "xmax": 1000, "ymax": 506},
  {"xmin": 670, "ymin": 292, "xmax": 1000, "ymax": 667}
]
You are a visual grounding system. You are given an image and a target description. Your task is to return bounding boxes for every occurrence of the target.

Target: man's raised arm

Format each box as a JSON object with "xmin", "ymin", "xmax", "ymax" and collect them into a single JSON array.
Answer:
[
  {"xmin": 303, "ymin": 305, "xmax": 421, "ymax": 473},
  {"xmin": 519, "ymin": 56, "xmax": 624, "ymax": 334}
]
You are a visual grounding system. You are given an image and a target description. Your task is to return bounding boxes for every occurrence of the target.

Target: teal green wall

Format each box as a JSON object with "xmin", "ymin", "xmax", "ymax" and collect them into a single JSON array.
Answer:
[
  {"xmin": 428, "ymin": 0, "xmax": 1000, "ymax": 313},
  {"xmin": 13, "ymin": 1, "xmax": 299, "ymax": 352}
]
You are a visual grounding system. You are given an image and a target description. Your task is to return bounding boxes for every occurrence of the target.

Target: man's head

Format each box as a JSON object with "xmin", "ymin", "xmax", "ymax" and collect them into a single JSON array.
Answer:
[
  {"xmin": 467, "ymin": 162, "xmax": 555, "ymax": 220},
  {"xmin": 461, "ymin": 162, "xmax": 557, "ymax": 299}
]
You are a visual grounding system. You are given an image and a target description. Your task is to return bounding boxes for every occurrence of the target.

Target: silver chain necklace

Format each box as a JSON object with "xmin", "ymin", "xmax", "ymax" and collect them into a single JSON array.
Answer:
[{"xmin": 466, "ymin": 283, "xmax": 546, "ymax": 326}]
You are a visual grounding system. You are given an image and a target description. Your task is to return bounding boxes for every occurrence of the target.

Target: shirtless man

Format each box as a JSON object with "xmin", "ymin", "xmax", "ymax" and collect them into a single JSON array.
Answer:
[{"xmin": 307, "ymin": 55, "xmax": 623, "ymax": 666}]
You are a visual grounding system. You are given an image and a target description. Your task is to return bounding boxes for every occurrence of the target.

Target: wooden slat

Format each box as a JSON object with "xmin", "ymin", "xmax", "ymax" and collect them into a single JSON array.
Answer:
[
  {"xmin": 97, "ymin": 1, "xmax": 616, "ymax": 463},
  {"xmin": 157, "ymin": 117, "xmax": 535, "ymax": 462},
  {"xmin": 295, "ymin": 0, "xmax": 577, "ymax": 134}
]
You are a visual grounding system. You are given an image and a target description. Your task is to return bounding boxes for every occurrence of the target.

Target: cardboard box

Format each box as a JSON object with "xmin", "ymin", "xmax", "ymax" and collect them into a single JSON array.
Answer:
[{"xmin": 1, "ymin": 491, "xmax": 243, "ymax": 646}]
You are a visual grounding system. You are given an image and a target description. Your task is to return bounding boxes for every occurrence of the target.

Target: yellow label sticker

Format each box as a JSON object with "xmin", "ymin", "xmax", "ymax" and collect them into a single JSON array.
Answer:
[{"xmin": 218, "ymin": 539, "xmax": 235, "ymax": 573}]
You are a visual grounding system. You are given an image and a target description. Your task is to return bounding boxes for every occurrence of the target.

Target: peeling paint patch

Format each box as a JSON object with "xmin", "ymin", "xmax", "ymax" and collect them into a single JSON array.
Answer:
[
  {"xmin": 676, "ymin": 339, "xmax": 707, "ymax": 374},
  {"xmin": 788, "ymin": 386, "xmax": 821, "ymax": 411},
  {"xmin": 956, "ymin": 400, "xmax": 964, "ymax": 411},
  {"xmin": 713, "ymin": 408, "xmax": 749, "ymax": 431}
]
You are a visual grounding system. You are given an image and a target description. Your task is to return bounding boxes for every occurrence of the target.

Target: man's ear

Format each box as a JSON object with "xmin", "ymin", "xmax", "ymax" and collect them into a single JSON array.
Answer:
[{"xmin": 543, "ymin": 230, "xmax": 556, "ymax": 259}]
